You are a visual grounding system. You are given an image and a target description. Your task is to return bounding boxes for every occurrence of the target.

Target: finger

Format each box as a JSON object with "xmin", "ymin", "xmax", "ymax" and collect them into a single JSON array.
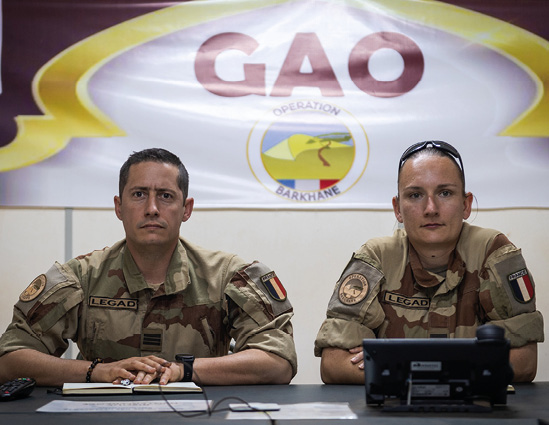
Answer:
[
  {"xmin": 348, "ymin": 346, "xmax": 362, "ymax": 354},
  {"xmin": 133, "ymin": 370, "xmax": 148, "ymax": 385},
  {"xmin": 350, "ymin": 352, "xmax": 363, "ymax": 364},
  {"xmin": 146, "ymin": 355, "xmax": 169, "ymax": 363},
  {"xmin": 158, "ymin": 369, "xmax": 170, "ymax": 385},
  {"xmin": 127, "ymin": 359, "xmax": 159, "ymax": 375},
  {"xmin": 141, "ymin": 356, "xmax": 170, "ymax": 370},
  {"xmin": 141, "ymin": 372, "xmax": 158, "ymax": 385},
  {"xmin": 142, "ymin": 357, "xmax": 169, "ymax": 373}
]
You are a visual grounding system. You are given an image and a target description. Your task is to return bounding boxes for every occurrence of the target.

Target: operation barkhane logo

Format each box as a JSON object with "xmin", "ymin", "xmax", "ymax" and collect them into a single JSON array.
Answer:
[{"xmin": 247, "ymin": 101, "xmax": 369, "ymax": 203}]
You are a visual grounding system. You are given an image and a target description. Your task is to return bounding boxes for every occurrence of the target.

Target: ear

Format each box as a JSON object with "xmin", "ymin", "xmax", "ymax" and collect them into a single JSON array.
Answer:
[
  {"xmin": 463, "ymin": 192, "xmax": 473, "ymax": 220},
  {"xmin": 392, "ymin": 196, "xmax": 403, "ymax": 223},
  {"xmin": 114, "ymin": 195, "xmax": 123, "ymax": 221},
  {"xmin": 182, "ymin": 197, "xmax": 194, "ymax": 223}
]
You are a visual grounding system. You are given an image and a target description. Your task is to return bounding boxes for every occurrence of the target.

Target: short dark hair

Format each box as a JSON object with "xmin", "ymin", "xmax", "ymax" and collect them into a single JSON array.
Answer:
[
  {"xmin": 397, "ymin": 141, "xmax": 466, "ymax": 194},
  {"xmin": 119, "ymin": 148, "xmax": 189, "ymax": 201}
]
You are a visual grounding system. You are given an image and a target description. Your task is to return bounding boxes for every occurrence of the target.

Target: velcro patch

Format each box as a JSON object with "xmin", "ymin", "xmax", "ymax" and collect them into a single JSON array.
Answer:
[
  {"xmin": 243, "ymin": 262, "xmax": 292, "ymax": 317},
  {"xmin": 260, "ymin": 271, "xmax": 287, "ymax": 302},
  {"xmin": 89, "ymin": 296, "xmax": 138, "ymax": 310},
  {"xmin": 508, "ymin": 268, "xmax": 534, "ymax": 303},
  {"xmin": 141, "ymin": 329, "xmax": 163, "ymax": 352},
  {"xmin": 383, "ymin": 292, "xmax": 430, "ymax": 309},
  {"xmin": 327, "ymin": 256, "xmax": 383, "ymax": 319},
  {"xmin": 16, "ymin": 263, "xmax": 71, "ymax": 317},
  {"xmin": 20, "ymin": 274, "xmax": 47, "ymax": 302},
  {"xmin": 338, "ymin": 273, "xmax": 369, "ymax": 305}
]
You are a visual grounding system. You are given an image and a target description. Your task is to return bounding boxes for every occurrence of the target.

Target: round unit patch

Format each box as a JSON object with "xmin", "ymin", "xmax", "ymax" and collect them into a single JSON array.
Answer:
[
  {"xmin": 20, "ymin": 274, "xmax": 47, "ymax": 302},
  {"xmin": 338, "ymin": 273, "xmax": 369, "ymax": 305},
  {"xmin": 247, "ymin": 101, "xmax": 369, "ymax": 203}
]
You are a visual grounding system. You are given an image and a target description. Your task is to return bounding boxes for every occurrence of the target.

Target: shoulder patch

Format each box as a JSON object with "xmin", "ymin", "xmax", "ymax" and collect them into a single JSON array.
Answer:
[
  {"xmin": 327, "ymin": 255, "xmax": 384, "ymax": 318},
  {"xmin": 260, "ymin": 271, "xmax": 287, "ymax": 302},
  {"xmin": 507, "ymin": 268, "xmax": 534, "ymax": 303},
  {"xmin": 20, "ymin": 274, "xmax": 47, "ymax": 302},
  {"xmin": 240, "ymin": 262, "xmax": 292, "ymax": 317},
  {"xmin": 489, "ymin": 247, "xmax": 537, "ymax": 316},
  {"xmin": 338, "ymin": 273, "xmax": 368, "ymax": 305}
]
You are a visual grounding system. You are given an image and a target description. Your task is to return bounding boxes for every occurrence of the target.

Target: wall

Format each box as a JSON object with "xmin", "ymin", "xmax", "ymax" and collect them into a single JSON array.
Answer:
[{"xmin": 0, "ymin": 207, "xmax": 547, "ymax": 383}]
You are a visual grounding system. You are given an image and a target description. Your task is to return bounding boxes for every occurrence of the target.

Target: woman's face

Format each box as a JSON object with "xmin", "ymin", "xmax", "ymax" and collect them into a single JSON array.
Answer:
[{"xmin": 392, "ymin": 154, "xmax": 472, "ymax": 253}]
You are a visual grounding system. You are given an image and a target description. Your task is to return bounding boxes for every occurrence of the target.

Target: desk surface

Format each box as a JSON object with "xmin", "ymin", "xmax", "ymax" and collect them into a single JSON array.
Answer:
[{"xmin": 1, "ymin": 382, "xmax": 548, "ymax": 425}]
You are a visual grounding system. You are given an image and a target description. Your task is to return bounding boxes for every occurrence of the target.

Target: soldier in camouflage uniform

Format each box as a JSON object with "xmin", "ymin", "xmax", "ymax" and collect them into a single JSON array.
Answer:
[
  {"xmin": 315, "ymin": 141, "xmax": 543, "ymax": 384},
  {"xmin": 0, "ymin": 148, "xmax": 296, "ymax": 386}
]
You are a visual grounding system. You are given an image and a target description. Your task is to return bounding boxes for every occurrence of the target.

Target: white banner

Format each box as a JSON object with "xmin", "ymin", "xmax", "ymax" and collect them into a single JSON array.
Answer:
[{"xmin": 0, "ymin": 0, "xmax": 548, "ymax": 209}]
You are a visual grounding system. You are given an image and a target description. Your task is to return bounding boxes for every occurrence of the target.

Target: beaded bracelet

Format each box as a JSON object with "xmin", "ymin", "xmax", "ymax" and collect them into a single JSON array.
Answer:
[{"xmin": 86, "ymin": 358, "xmax": 103, "ymax": 383}]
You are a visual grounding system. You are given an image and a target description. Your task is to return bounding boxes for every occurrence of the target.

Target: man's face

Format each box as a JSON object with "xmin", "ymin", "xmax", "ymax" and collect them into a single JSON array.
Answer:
[
  {"xmin": 392, "ymin": 154, "xmax": 472, "ymax": 252},
  {"xmin": 114, "ymin": 161, "xmax": 193, "ymax": 252}
]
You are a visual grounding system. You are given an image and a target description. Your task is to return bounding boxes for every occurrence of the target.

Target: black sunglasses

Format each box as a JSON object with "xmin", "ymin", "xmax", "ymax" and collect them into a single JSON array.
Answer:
[{"xmin": 398, "ymin": 140, "xmax": 464, "ymax": 178}]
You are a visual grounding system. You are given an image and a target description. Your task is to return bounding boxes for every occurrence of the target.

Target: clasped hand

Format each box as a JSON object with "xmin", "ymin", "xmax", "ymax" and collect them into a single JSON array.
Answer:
[{"xmin": 91, "ymin": 355, "xmax": 182, "ymax": 385}]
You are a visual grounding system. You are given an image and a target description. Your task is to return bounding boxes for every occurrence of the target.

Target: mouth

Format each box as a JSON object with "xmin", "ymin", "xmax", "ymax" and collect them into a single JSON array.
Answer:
[
  {"xmin": 421, "ymin": 223, "xmax": 443, "ymax": 229},
  {"xmin": 140, "ymin": 222, "xmax": 165, "ymax": 230}
]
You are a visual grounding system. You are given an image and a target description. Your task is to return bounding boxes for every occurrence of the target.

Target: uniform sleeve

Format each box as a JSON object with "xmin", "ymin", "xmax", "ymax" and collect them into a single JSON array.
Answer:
[
  {"xmin": 480, "ymin": 242, "xmax": 544, "ymax": 347},
  {"xmin": 223, "ymin": 261, "xmax": 298, "ymax": 377},
  {"xmin": 314, "ymin": 252, "xmax": 385, "ymax": 357},
  {"xmin": 0, "ymin": 262, "xmax": 84, "ymax": 357}
]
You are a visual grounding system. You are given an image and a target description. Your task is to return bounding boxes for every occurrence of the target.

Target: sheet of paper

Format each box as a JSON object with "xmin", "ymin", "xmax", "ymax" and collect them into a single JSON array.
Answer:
[
  {"xmin": 226, "ymin": 402, "xmax": 357, "ymax": 420},
  {"xmin": 37, "ymin": 399, "xmax": 211, "ymax": 413}
]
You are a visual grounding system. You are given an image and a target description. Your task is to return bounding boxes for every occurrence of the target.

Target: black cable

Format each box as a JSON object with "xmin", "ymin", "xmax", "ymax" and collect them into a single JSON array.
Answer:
[{"xmin": 155, "ymin": 369, "xmax": 276, "ymax": 424}]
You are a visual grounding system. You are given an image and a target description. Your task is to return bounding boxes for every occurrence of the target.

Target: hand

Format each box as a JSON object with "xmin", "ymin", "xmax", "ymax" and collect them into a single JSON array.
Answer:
[
  {"xmin": 349, "ymin": 346, "xmax": 364, "ymax": 370},
  {"xmin": 110, "ymin": 356, "xmax": 183, "ymax": 385},
  {"xmin": 131, "ymin": 360, "xmax": 183, "ymax": 385},
  {"xmin": 91, "ymin": 356, "xmax": 169, "ymax": 384}
]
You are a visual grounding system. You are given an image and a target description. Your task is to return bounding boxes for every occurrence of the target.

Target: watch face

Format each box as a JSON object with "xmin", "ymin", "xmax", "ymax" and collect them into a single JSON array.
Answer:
[{"xmin": 176, "ymin": 354, "xmax": 194, "ymax": 362}]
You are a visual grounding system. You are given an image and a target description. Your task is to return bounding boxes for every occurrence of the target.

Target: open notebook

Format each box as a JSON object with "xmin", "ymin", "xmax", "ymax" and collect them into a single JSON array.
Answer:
[{"xmin": 62, "ymin": 381, "xmax": 202, "ymax": 395}]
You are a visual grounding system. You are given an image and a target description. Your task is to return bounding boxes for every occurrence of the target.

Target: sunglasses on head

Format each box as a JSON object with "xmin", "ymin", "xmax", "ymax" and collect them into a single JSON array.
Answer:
[{"xmin": 398, "ymin": 140, "xmax": 464, "ymax": 177}]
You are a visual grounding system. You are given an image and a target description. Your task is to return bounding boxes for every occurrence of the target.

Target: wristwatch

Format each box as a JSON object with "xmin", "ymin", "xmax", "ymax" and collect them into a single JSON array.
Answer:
[{"xmin": 175, "ymin": 354, "xmax": 195, "ymax": 382}]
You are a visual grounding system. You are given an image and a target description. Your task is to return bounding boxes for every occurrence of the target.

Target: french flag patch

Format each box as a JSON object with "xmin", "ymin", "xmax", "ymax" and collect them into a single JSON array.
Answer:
[
  {"xmin": 508, "ymin": 268, "xmax": 534, "ymax": 303},
  {"xmin": 260, "ymin": 271, "xmax": 287, "ymax": 302}
]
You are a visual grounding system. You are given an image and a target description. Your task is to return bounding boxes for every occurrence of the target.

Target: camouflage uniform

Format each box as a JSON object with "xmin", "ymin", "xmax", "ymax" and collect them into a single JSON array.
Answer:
[
  {"xmin": 315, "ymin": 223, "xmax": 544, "ymax": 355},
  {"xmin": 0, "ymin": 238, "xmax": 297, "ymax": 377}
]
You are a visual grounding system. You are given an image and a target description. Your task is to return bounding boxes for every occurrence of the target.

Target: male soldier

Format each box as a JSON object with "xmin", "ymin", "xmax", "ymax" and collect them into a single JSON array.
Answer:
[
  {"xmin": 315, "ymin": 141, "xmax": 543, "ymax": 383},
  {"xmin": 0, "ymin": 148, "xmax": 297, "ymax": 386}
]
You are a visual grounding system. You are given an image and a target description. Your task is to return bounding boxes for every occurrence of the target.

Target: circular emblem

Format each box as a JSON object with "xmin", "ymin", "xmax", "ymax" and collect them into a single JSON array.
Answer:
[
  {"xmin": 247, "ymin": 101, "xmax": 369, "ymax": 203},
  {"xmin": 19, "ymin": 274, "xmax": 47, "ymax": 302},
  {"xmin": 338, "ymin": 273, "xmax": 369, "ymax": 305}
]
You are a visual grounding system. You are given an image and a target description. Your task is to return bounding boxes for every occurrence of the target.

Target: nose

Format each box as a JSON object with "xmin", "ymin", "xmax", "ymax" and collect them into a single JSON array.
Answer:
[
  {"xmin": 423, "ymin": 195, "xmax": 439, "ymax": 216},
  {"xmin": 145, "ymin": 196, "xmax": 159, "ymax": 216}
]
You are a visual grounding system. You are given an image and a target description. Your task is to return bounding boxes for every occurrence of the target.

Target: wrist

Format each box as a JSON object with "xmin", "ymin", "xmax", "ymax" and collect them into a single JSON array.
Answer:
[
  {"xmin": 175, "ymin": 354, "xmax": 194, "ymax": 382},
  {"xmin": 177, "ymin": 363, "xmax": 184, "ymax": 382},
  {"xmin": 86, "ymin": 358, "xmax": 103, "ymax": 383}
]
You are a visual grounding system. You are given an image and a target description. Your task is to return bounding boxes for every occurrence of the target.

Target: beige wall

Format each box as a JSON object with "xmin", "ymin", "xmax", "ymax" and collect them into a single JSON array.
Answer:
[{"xmin": 1, "ymin": 207, "xmax": 547, "ymax": 383}]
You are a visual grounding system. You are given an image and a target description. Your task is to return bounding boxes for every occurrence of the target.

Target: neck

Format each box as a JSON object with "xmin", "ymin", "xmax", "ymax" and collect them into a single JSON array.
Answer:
[
  {"xmin": 413, "ymin": 244, "xmax": 454, "ymax": 270},
  {"xmin": 127, "ymin": 242, "xmax": 176, "ymax": 285}
]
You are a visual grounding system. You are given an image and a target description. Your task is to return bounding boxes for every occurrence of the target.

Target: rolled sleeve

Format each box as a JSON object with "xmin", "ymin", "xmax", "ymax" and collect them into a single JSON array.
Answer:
[
  {"xmin": 314, "ymin": 317, "xmax": 376, "ymax": 357},
  {"xmin": 224, "ymin": 262, "xmax": 298, "ymax": 377}
]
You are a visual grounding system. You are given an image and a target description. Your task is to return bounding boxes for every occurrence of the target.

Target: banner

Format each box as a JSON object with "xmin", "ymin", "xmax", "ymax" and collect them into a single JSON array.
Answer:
[{"xmin": 0, "ymin": 0, "xmax": 548, "ymax": 209}]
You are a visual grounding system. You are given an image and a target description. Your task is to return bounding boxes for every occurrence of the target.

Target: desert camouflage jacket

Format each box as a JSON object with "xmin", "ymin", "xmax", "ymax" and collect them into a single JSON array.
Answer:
[
  {"xmin": 315, "ymin": 223, "xmax": 544, "ymax": 355},
  {"xmin": 0, "ymin": 238, "xmax": 297, "ymax": 376}
]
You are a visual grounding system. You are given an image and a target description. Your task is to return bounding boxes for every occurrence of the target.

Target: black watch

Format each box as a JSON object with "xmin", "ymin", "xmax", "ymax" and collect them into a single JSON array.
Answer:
[{"xmin": 175, "ymin": 354, "xmax": 195, "ymax": 382}]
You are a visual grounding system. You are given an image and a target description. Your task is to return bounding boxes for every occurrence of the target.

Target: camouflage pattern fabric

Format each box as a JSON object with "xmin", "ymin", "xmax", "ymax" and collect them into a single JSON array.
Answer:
[
  {"xmin": 0, "ymin": 238, "xmax": 297, "ymax": 377},
  {"xmin": 315, "ymin": 223, "xmax": 544, "ymax": 356}
]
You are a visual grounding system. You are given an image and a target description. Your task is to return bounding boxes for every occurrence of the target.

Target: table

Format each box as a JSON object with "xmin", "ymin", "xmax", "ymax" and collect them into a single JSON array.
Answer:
[{"xmin": 1, "ymin": 383, "xmax": 548, "ymax": 424}]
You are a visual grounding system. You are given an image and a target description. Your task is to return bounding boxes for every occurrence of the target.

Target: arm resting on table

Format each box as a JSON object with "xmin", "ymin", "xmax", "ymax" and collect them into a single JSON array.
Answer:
[
  {"xmin": 0, "ymin": 349, "xmax": 170, "ymax": 387},
  {"xmin": 320, "ymin": 346, "xmax": 364, "ymax": 385},
  {"xmin": 192, "ymin": 349, "xmax": 293, "ymax": 385},
  {"xmin": 510, "ymin": 342, "xmax": 537, "ymax": 383}
]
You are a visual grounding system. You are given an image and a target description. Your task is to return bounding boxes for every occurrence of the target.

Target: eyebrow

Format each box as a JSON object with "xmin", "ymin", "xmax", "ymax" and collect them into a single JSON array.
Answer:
[
  {"xmin": 402, "ymin": 183, "xmax": 459, "ymax": 191},
  {"xmin": 128, "ymin": 186, "xmax": 177, "ymax": 193}
]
